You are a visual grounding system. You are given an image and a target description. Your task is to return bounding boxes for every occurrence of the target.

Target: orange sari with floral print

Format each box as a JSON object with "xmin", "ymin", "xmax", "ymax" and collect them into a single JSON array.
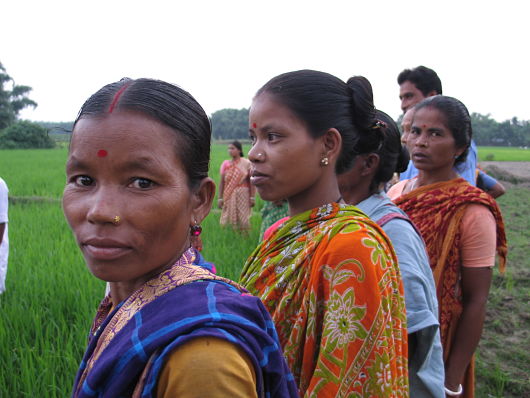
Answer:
[
  {"xmin": 240, "ymin": 203, "xmax": 409, "ymax": 397},
  {"xmin": 393, "ymin": 178, "xmax": 507, "ymax": 398}
]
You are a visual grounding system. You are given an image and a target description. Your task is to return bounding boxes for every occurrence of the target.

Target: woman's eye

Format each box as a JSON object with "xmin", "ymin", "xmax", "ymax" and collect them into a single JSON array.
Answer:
[
  {"xmin": 267, "ymin": 133, "xmax": 280, "ymax": 142},
  {"xmin": 74, "ymin": 175, "xmax": 94, "ymax": 186},
  {"xmin": 249, "ymin": 135, "xmax": 256, "ymax": 145},
  {"xmin": 130, "ymin": 178, "xmax": 155, "ymax": 189}
]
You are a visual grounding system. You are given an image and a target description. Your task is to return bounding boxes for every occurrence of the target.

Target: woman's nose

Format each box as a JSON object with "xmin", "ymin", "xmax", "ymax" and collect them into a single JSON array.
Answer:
[
  {"xmin": 247, "ymin": 142, "xmax": 264, "ymax": 163},
  {"xmin": 86, "ymin": 187, "xmax": 121, "ymax": 225}
]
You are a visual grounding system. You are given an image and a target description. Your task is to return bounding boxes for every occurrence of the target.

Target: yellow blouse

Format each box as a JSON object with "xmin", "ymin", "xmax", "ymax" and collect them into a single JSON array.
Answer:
[{"xmin": 156, "ymin": 337, "xmax": 258, "ymax": 398}]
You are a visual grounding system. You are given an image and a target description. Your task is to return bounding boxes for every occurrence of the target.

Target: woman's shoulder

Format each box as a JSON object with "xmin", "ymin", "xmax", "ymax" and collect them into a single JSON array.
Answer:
[
  {"xmin": 157, "ymin": 337, "xmax": 258, "ymax": 398},
  {"xmin": 387, "ymin": 180, "xmax": 408, "ymax": 199}
]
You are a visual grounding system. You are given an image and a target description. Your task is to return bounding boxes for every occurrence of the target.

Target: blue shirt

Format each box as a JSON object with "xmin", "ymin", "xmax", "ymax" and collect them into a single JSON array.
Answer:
[{"xmin": 357, "ymin": 193, "xmax": 445, "ymax": 398}]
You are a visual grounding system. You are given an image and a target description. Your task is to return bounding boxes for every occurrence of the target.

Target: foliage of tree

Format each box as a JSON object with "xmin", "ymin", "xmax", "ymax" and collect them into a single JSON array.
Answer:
[
  {"xmin": 0, "ymin": 120, "xmax": 54, "ymax": 149},
  {"xmin": 211, "ymin": 108, "xmax": 249, "ymax": 140},
  {"xmin": 0, "ymin": 62, "xmax": 37, "ymax": 130},
  {"xmin": 471, "ymin": 113, "xmax": 530, "ymax": 147}
]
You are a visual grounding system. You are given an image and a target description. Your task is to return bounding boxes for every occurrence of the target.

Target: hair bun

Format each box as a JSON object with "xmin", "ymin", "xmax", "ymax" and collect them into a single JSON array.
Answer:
[{"xmin": 346, "ymin": 76, "xmax": 376, "ymax": 132}]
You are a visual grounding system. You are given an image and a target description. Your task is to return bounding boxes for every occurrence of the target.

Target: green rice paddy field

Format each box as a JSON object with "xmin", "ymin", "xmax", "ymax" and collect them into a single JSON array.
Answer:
[{"xmin": 0, "ymin": 145, "xmax": 528, "ymax": 397}]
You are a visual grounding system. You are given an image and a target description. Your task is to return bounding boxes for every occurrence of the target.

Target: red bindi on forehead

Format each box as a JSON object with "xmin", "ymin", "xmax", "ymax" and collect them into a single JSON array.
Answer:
[
  {"xmin": 97, "ymin": 149, "xmax": 108, "ymax": 157},
  {"xmin": 252, "ymin": 123, "xmax": 257, "ymax": 129}
]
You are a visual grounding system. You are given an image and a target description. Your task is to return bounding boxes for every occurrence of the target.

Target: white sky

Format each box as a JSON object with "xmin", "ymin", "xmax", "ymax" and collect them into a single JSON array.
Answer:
[{"xmin": 2, "ymin": 0, "xmax": 529, "ymax": 123}]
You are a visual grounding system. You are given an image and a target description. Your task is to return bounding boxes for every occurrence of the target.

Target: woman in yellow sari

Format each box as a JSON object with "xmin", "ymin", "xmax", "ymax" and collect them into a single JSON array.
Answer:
[
  {"xmin": 388, "ymin": 96, "xmax": 507, "ymax": 398},
  {"xmin": 240, "ymin": 70, "xmax": 408, "ymax": 397},
  {"xmin": 218, "ymin": 140, "xmax": 255, "ymax": 231}
]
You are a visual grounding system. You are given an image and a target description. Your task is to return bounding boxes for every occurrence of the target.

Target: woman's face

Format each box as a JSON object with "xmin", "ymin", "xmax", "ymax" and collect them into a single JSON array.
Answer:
[
  {"xmin": 63, "ymin": 111, "xmax": 197, "ymax": 285},
  {"xmin": 408, "ymin": 107, "xmax": 464, "ymax": 173},
  {"xmin": 228, "ymin": 144, "xmax": 239, "ymax": 158},
  {"xmin": 248, "ymin": 93, "xmax": 327, "ymax": 203}
]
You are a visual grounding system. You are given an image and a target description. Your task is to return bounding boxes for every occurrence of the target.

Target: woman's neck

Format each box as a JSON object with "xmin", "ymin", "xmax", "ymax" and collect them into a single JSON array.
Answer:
[
  {"xmin": 415, "ymin": 167, "xmax": 460, "ymax": 188},
  {"xmin": 288, "ymin": 172, "xmax": 343, "ymax": 216}
]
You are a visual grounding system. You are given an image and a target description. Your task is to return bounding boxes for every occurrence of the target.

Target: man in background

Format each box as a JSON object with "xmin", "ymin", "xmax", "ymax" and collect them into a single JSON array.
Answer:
[
  {"xmin": 0, "ymin": 177, "xmax": 9, "ymax": 295},
  {"xmin": 397, "ymin": 66, "xmax": 505, "ymax": 198}
]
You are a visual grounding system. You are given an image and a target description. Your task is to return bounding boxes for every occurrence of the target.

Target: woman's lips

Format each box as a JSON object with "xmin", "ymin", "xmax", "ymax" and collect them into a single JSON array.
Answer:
[
  {"xmin": 412, "ymin": 152, "xmax": 429, "ymax": 161},
  {"xmin": 250, "ymin": 170, "xmax": 269, "ymax": 186},
  {"xmin": 82, "ymin": 238, "xmax": 132, "ymax": 260}
]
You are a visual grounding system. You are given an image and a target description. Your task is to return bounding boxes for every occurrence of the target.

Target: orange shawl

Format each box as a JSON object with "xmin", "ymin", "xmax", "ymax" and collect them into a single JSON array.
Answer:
[
  {"xmin": 393, "ymin": 178, "xmax": 507, "ymax": 397},
  {"xmin": 240, "ymin": 203, "xmax": 409, "ymax": 397}
]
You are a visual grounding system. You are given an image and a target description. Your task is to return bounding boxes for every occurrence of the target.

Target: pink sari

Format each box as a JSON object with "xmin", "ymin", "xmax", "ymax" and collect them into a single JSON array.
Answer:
[{"xmin": 220, "ymin": 158, "xmax": 251, "ymax": 230}]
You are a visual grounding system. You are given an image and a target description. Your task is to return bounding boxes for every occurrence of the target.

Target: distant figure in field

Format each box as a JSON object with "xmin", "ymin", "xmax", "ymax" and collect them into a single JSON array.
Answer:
[
  {"xmin": 218, "ymin": 140, "xmax": 255, "ymax": 231},
  {"xmin": 388, "ymin": 95, "xmax": 507, "ymax": 398},
  {"xmin": 0, "ymin": 177, "xmax": 8, "ymax": 295},
  {"xmin": 64, "ymin": 78, "xmax": 297, "ymax": 398},
  {"xmin": 397, "ymin": 66, "xmax": 505, "ymax": 198}
]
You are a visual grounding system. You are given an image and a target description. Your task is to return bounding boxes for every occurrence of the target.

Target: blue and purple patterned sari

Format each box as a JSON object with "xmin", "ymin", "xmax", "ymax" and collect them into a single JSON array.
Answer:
[{"xmin": 72, "ymin": 248, "xmax": 297, "ymax": 398}]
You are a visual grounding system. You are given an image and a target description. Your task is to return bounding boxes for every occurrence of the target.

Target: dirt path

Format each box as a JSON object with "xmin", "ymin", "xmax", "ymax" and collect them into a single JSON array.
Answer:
[{"xmin": 480, "ymin": 161, "xmax": 530, "ymax": 179}]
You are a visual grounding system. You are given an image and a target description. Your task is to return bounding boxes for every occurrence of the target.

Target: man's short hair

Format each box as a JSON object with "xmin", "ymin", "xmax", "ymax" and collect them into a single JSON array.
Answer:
[{"xmin": 397, "ymin": 66, "xmax": 442, "ymax": 96}]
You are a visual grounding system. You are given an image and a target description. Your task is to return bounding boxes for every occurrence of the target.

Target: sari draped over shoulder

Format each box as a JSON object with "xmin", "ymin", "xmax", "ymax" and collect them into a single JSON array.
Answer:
[
  {"xmin": 393, "ymin": 178, "xmax": 507, "ymax": 398},
  {"xmin": 72, "ymin": 248, "xmax": 297, "ymax": 398},
  {"xmin": 240, "ymin": 203, "xmax": 409, "ymax": 397},
  {"xmin": 220, "ymin": 158, "xmax": 252, "ymax": 229}
]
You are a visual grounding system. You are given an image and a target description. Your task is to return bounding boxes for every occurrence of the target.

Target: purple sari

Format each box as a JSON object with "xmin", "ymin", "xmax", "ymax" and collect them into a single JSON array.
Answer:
[{"xmin": 72, "ymin": 248, "xmax": 297, "ymax": 397}]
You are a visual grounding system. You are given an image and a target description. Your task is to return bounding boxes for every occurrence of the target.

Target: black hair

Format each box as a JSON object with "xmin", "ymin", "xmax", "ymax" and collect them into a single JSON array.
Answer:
[
  {"xmin": 231, "ymin": 140, "xmax": 244, "ymax": 157},
  {"xmin": 413, "ymin": 95, "xmax": 472, "ymax": 165},
  {"xmin": 73, "ymin": 78, "xmax": 211, "ymax": 188},
  {"xmin": 350, "ymin": 110, "xmax": 409, "ymax": 193},
  {"xmin": 397, "ymin": 66, "xmax": 443, "ymax": 96},
  {"xmin": 255, "ymin": 70, "xmax": 379, "ymax": 174}
]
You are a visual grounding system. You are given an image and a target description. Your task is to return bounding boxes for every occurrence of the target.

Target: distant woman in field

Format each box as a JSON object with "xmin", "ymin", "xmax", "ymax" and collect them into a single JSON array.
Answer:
[
  {"xmin": 63, "ymin": 78, "xmax": 297, "ymax": 398},
  {"xmin": 338, "ymin": 110, "xmax": 445, "ymax": 397},
  {"xmin": 218, "ymin": 140, "xmax": 255, "ymax": 231},
  {"xmin": 387, "ymin": 95, "xmax": 507, "ymax": 398},
  {"xmin": 240, "ymin": 70, "xmax": 408, "ymax": 397}
]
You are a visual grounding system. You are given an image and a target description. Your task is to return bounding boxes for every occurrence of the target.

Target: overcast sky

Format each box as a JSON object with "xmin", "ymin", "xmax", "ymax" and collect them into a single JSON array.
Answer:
[{"xmin": 2, "ymin": 0, "xmax": 529, "ymax": 123}]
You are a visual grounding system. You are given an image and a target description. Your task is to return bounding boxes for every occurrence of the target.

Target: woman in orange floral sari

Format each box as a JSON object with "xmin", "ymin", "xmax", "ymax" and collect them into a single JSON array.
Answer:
[
  {"xmin": 219, "ymin": 140, "xmax": 255, "ymax": 231},
  {"xmin": 240, "ymin": 70, "xmax": 408, "ymax": 397},
  {"xmin": 388, "ymin": 96, "xmax": 507, "ymax": 398}
]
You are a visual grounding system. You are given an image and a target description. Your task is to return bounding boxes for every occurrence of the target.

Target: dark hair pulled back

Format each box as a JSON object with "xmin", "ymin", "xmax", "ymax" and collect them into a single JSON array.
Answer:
[
  {"xmin": 73, "ymin": 78, "xmax": 211, "ymax": 188},
  {"xmin": 255, "ymin": 70, "xmax": 381, "ymax": 174},
  {"xmin": 231, "ymin": 140, "xmax": 244, "ymax": 157},
  {"xmin": 414, "ymin": 95, "xmax": 472, "ymax": 165}
]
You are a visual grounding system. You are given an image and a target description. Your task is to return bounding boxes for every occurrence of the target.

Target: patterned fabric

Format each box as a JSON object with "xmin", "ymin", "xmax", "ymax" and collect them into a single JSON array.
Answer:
[
  {"xmin": 220, "ymin": 158, "xmax": 252, "ymax": 230},
  {"xmin": 393, "ymin": 178, "xmax": 507, "ymax": 398},
  {"xmin": 259, "ymin": 200, "xmax": 289, "ymax": 240},
  {"xmin": 240, "ymin": 203, "xmax": 409, "ymax": 397},
  {"xmin": 72, "ymin": 248, "xmax": 298, "ymax": 398}
]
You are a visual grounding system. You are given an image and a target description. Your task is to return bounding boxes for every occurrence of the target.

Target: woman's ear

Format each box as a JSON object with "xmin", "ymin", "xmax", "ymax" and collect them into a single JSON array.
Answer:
[
  {"xmin": 361, "ymin": 153, "xmax": 380, "ymax": 177},
  {"xmin": 321, "ymin": 128, "xmax": 342, "ymax": 162},
  {"xmin": 190, "ymin": 177, "xmax": 216, "ymax": 225}
]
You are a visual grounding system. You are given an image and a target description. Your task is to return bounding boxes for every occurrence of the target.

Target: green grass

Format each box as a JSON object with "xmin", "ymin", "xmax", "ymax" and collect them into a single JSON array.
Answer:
[
  {"xmin": 0, "ymin": 146, "xmax": 528, "ymax": 396},
  {"xmin": 478, "ymin": 146, "xmax": 530, "ymax": 162}
]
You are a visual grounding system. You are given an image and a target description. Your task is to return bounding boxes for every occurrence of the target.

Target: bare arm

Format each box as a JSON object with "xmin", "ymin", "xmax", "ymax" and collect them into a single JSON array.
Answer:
[
  {"xmin": 485, "ymin": 181, "xmax": 506, "ymax": 199},
  {"xmin": 0, "ymin": 223, "xmax": 4, "ymax": 245},
  {"xmin": 444, "ymin": 266, "xmax": 492, "ymax": 391},
  {"xmin": 218, "ymin": 173, "xmax": 225, "ymax": 209}
]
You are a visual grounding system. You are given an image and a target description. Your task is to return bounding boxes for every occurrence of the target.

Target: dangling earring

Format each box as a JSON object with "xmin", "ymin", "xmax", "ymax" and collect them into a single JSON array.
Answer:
[
  {"xmin": 190, "ymin": 221, "xmax": 203, "ymax": 251},
  {"xmin": 320, "ymin": 157, "xmax": 329, "ymax": 166}
]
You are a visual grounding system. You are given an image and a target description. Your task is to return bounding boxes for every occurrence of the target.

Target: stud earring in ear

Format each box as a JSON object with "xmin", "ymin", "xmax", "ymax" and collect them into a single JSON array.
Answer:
[{"xmin": 320, "ymin": 157, "xmax": 329, "ymax": 166}]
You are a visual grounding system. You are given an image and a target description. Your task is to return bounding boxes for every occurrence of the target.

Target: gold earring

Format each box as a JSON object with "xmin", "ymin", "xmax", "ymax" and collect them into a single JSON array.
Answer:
[{"xmin": 320, "ymin": 157, "xmax": 329, "ymax": 166}]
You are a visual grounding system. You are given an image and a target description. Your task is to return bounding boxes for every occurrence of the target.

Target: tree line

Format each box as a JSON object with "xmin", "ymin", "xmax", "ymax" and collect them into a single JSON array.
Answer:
[{"xmin": 1, "ymin": 60, "xmax": 529, "ymax": 148}]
